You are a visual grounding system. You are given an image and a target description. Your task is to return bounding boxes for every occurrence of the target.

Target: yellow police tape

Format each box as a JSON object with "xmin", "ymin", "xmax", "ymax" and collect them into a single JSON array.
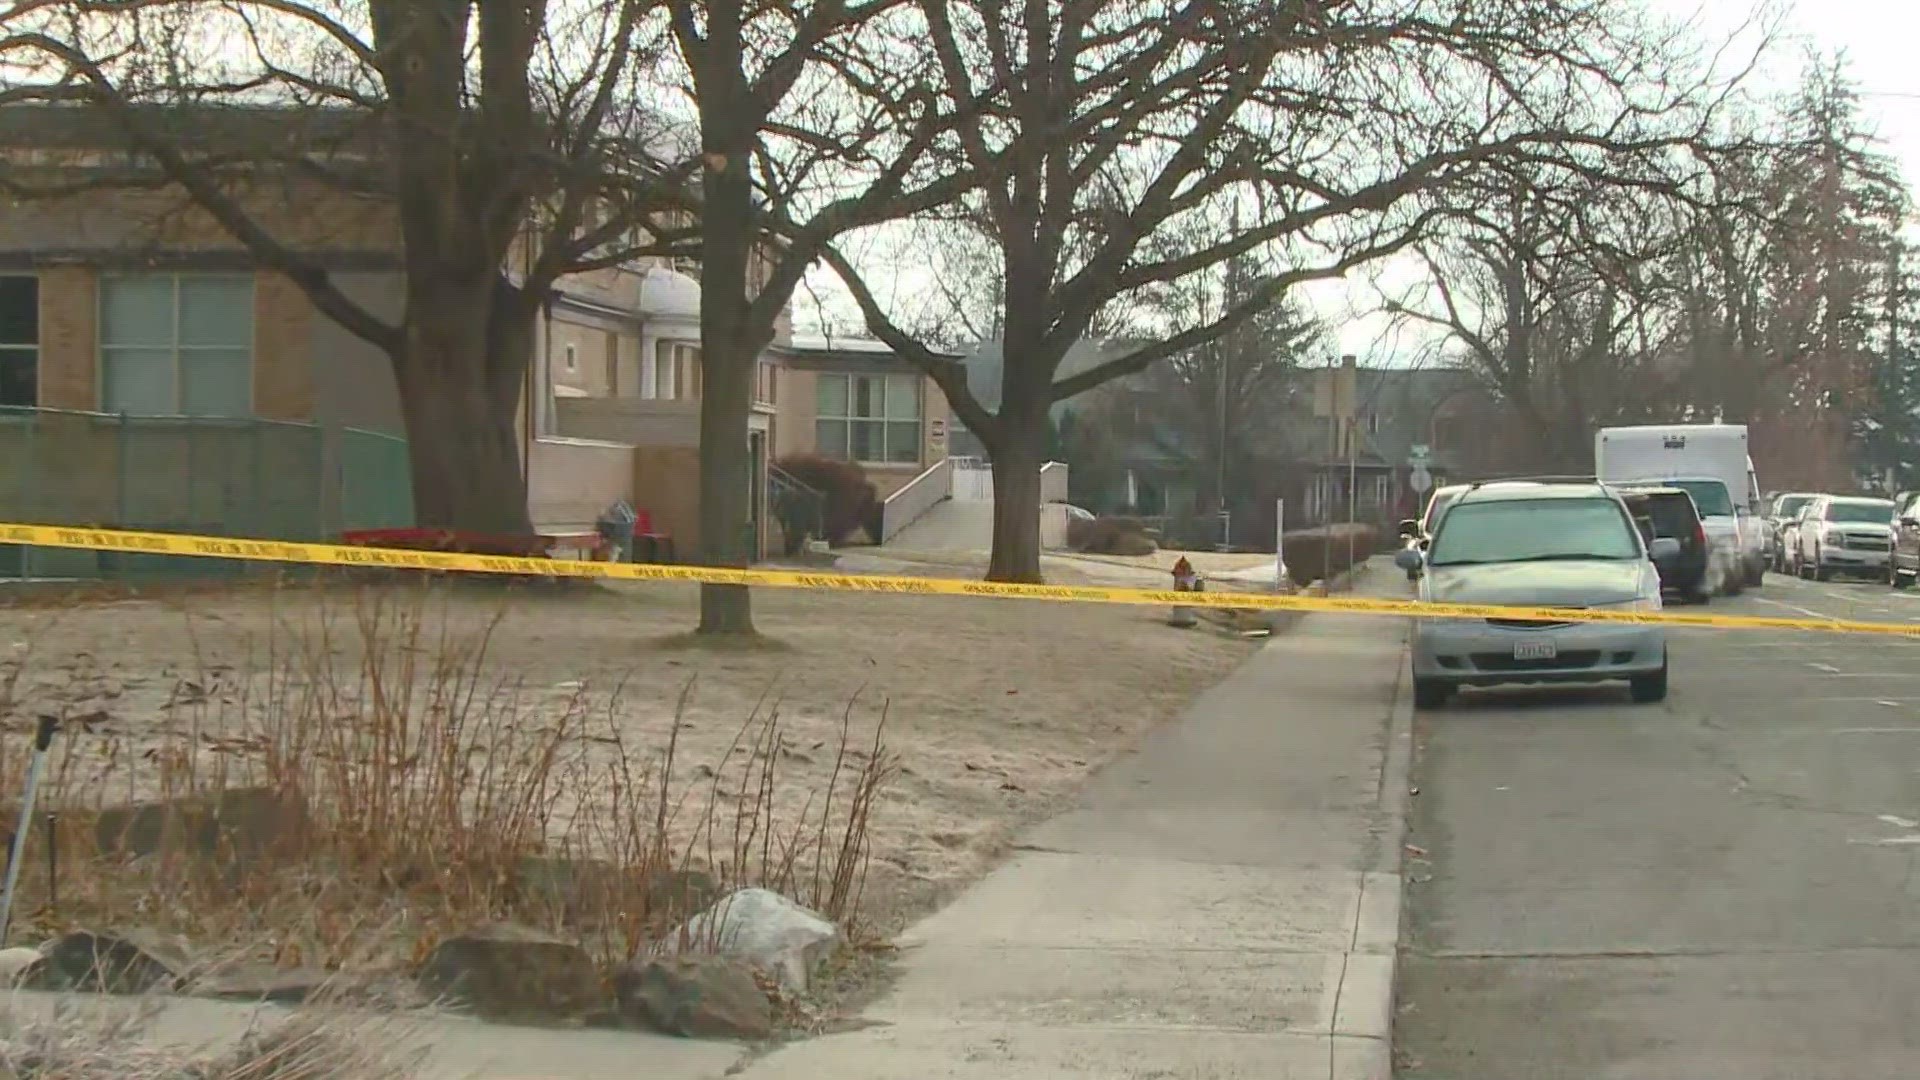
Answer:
[{"xmin": 1, "ymin": 521, "xmax": 1913, "ymax": 638}]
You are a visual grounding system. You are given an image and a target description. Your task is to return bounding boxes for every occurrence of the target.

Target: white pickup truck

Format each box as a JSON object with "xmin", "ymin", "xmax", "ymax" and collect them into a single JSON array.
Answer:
[{"xmin": 1595, "ymin": 424, "xmax": 1766, "ymax": 595}]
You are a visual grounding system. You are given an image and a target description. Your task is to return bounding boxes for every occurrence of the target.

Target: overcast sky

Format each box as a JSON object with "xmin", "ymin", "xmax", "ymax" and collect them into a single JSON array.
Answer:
[{"xmin": 799, "ymin": 0, "xmax": 1920, "ymax": 361}]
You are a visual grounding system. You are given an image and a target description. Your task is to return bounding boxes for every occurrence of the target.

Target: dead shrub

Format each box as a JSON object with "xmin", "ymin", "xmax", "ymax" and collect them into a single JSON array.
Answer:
[
  {"xmin": 0, "ymin": 581, "xmax": 896, "ymax": 980},
  {"xmin": 1281, "ymin": 524, "xmax": 1378, "ymax": 586},
  {"xmin": 1066, "ymin": 515, "xmax": 1158, "ymax": 556},
  {"xmin": 0, "ymin": 999, "xmax": 424, "ymax": 1079},
  {"xmin": 773, "ymin": 454, "xmax": 879, "ymax": 544}
]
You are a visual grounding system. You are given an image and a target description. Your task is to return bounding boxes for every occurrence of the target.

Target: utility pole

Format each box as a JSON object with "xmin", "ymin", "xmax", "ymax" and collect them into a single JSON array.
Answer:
[
  {"xmin": 1217, "ymin": 338, "xmax": 1230, "ymax": 550},
  {"xmin": 1885, "ymin": 243, "xmax": 1903, "ymax": 491},
  {"xmin": 1216, "ymin": 205, "xmax": 1243, "ymax": 552}
]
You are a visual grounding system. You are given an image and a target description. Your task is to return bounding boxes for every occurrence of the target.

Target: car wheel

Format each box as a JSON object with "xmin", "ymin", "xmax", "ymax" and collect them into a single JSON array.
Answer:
[
  {"xmin": 1681, "ymin": 584, "xmax": 1709, "ymax": 605},
  {"xmin": 1746, "ymin": 559, "xmax": 1764, "ymax": 588},
  {"xmin": 1630, "ymin": 658, "xmax": 1669, "ymax": 704},
  {"xmin": 1814, "ymin": 557, "xmax": 1832, "ymax": 582},
  {"xmin": 1412, "ymin": 677, "xmax": 1452, "ymax": 711}
]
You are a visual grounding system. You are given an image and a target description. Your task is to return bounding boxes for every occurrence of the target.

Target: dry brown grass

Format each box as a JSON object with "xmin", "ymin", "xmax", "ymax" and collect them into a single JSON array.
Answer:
[
  {"xmin": 0, "ymin": 561, "xmax": 1255, "ymax": 1010},
  {"xmin": 0, "ymin": 581, "xmax": 895, "ymax": 982},
  {"xmin": 0, "ymin": 999, "xmax": 424, "ymax": 1079}
]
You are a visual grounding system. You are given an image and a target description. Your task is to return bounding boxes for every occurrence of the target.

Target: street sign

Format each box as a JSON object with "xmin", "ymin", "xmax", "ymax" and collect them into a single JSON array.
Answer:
[
  {"xmin": 1410, "ymin": 465, "xmax": 1433, "ymax": 494},
  {"xmin": 1409, "ymin": 444, "xmax": 1431, "ymax": 462}
]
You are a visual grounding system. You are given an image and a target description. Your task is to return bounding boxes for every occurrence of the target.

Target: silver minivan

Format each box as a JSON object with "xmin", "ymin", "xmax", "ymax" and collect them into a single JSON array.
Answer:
[{"xmin": 1394, "ymin": 481, "xmax": 1677, "ymax": 710}]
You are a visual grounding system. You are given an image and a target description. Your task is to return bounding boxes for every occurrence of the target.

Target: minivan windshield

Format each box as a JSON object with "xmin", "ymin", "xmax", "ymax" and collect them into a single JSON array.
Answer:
[
  {"xmin": 1775, "ymin": 494, "xmax": 1813, "ymax": 519},
  {"xmin": 1428, "ymin": 498, "xmax": 1642, "ymax": 566},
  {"xmin": 1825, "ymin": 499, "xmax": 1893, "ymax": 523}
]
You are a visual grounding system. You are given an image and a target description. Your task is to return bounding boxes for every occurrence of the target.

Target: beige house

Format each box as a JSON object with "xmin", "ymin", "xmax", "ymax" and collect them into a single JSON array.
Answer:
[{"xmin": 0, "ymin": 106, "xmax": 965, "ymax": 563}]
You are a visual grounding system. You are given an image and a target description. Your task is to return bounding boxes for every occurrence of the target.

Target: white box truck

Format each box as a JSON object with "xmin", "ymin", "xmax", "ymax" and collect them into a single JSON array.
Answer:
[{"xmin": 1595, "ymin": 424, "xmax": 1765, "ymax": 594}]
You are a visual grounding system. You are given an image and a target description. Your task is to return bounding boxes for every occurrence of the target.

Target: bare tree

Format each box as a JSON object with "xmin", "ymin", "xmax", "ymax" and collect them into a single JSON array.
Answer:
[
  {"xmin": 822, "ymin": 0, "xmax": 1734, "ymax": 582},
  {"xmin": 1383, "ymin": 170, "xmax": 1687, "ymax": 470},
  {"xmin": 1089, "ymin": 254, "xmax": 1324, "ymax": 524},
  {"xmin": 1669, "ymin": 62, "xmax": 1904, "ymax": 434},
  {"xmin": 0, "ymin": 0, "xmax": 702, "ymax": 533},
  {"xmin": 663, "ymin": 0, "xmax": 979, "ymax": 633}
]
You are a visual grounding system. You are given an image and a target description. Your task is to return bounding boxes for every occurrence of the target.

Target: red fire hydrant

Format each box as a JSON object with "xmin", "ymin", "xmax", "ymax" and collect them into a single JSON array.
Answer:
[{"xmin": 1168, "ymin": 556, "xmax": 1201, "ymax": 627}]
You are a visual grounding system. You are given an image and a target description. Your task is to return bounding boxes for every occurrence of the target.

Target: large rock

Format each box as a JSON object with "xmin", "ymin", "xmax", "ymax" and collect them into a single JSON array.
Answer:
[
  {"xmin": 93, "ymin": 786, "xmax": 307, "ymax": 861},
  {"xmin": 27, "ymin": 928, "xmax": 190, "ymax": 993},
  {"xmin": 614, "ymin": 955, "xmax": 772, "ymax": 1039},
  {"xmin": 416, "ymin": 924, "xmax": 603, "ymax": 1021},
  {"xmin": 0, "ymin": 946, "xmax": 42, "ymax": 987},
  {"xmin": 665, "ymin": 888, "xmax": 842, "ymax": 996}
]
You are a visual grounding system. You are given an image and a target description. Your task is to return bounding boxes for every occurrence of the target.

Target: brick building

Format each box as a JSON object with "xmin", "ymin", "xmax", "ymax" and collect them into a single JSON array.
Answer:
[{"xmin": 0, "ymin": 105, "xmax": 955, "ymax": 562}]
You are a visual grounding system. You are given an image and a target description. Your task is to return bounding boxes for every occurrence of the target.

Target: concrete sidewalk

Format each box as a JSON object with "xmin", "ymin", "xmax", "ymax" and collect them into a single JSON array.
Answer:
[{"xmin": 739, "ymin": 578, "xmax": 1414, "ymax": 1079}]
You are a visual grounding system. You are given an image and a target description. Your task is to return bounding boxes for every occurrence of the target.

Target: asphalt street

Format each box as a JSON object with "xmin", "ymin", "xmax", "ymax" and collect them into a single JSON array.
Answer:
[{"xmin": 1397, "ymin": 569, "xmax": 1920, "ymax": 1079}]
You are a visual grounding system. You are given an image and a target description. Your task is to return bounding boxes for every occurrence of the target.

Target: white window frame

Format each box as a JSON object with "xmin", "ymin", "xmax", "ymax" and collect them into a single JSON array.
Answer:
[
  {"xmin": 815, "ymin": 370, "xmax": 922, "ymax": 465},
  {"xmin": 755, "ymin": 358, "xmax": 777, "ymax": 405},
  {"xmin": 96, "ymin": 272, "xmax": 255, "ymax": 416}
]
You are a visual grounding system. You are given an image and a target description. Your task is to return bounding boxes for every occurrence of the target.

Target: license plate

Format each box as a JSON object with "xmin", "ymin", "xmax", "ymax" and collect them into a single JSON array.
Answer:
[{"xmin": 1513, "ymin": 640, "xmax": 1558, "ymax": 661}]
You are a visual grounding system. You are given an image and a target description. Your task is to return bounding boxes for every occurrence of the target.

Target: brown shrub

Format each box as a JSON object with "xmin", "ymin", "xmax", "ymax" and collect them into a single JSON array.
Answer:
[
  {"xmin": 775, "ymin": 455, "xmax": 880, "ymax": 544},
  {"xmin": 1066, "ymin": 515, "xmax": 1158, "ymax": 556},
  {"xmin": 1281, "ymin": 524, "xmax": 1377, "ymax": 587}
]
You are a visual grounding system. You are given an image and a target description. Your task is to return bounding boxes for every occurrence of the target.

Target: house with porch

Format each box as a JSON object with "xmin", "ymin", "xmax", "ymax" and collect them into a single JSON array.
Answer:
[{"xmin": 1293, "ymin": 357, "xmax": 1509, "ymax": 527}]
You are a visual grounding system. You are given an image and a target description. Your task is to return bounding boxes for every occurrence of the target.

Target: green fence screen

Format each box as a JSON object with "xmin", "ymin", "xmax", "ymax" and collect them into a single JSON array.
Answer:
[{"xmin": 0, "ymin": 407, "xmax": 414, "ymax": 581}]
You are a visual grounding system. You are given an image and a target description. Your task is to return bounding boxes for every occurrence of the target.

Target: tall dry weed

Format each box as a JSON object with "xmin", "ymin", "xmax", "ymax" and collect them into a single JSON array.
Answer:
[{"xmin": 0, "ymin": 580, "xmax": 895, "ymax": 974}]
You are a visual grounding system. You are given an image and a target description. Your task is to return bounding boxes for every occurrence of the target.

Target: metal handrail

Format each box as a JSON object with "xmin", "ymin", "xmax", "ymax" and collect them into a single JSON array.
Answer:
[{"xmin": 768, "ymin": 461, "xmax": 822, "ymax": 498}]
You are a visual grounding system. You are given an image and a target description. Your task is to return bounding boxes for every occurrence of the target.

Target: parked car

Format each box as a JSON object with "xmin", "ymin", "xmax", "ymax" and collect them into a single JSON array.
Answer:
[
  {"xmin": 1793, "ymin": 495, "xmax": 1895, "ymax": 581},
  {"xmin": 1767, "ymin": 492, "xmax": 1817, "ymax": 572},
  {"xmin": 1617, "ymin": 486, "xmax": 1711, "ymax": 603},
  {"xmin": 1399, "ymin": 483, "xmax": 1470, "ymax": 549},
  {"xmin": 1394, "ymin": 480, "xmax": 1676, "ymax": 710},
  {"xmin": 1610, "ymin": 476, "xmax": 1743, "ymax": 596},
  {"xmin": 1888, "ymin": 491, "xmax": 1920, "ymax": 588}
]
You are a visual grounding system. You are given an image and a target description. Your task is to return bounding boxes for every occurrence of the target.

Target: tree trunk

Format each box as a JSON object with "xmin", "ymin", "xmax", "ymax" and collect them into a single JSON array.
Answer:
[
  {"xmin": 393, "ymin": 283, "xmax": 533, "ymax": 534},
  {"xmin": 694, "ymin": 126, "xmax": 758, "ymax": 634},
  {"xmin": 985, "ymin": 409, "xmax": 1046, "ymax": 583},
  {"xmin": 696, "ymin": 344, "xmax": 755, "ymax": 632}
]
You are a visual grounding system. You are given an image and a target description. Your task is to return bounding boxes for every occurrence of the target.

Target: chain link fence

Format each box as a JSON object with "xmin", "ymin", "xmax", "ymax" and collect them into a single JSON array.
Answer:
[{"xmin": 0, "ymin": 406, "xmax": 412, "ymax": 581}]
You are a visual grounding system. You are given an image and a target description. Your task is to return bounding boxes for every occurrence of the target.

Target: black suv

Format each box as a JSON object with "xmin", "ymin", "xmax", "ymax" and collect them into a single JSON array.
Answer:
[{"xmin": 1619, "ymin": 486, "xmax": 1710, "ymax": 603}]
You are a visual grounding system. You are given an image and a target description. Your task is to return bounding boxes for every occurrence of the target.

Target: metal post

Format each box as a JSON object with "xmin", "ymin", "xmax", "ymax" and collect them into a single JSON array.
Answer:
[
  {"xmin": 0, "ymin": 716, "xmax": 59, "ymax": 944},
  {"xmin": 1346, "ymin": 417, "xmax": 1358, "ymax": 588},
  {"xmin": 1275, "ymin": 498, "xmax": 1285, "ymax": 590},
  {"xmin": 115, "ymin": 411, "xmax": 128, "ymax": 526},
  {"xmin": 20, "ymin": 411, "xmax": 36, "ymax": 581},
  {"xmin": 250, "ymin": 418, "xmax": 265, "ymax": 542}
]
